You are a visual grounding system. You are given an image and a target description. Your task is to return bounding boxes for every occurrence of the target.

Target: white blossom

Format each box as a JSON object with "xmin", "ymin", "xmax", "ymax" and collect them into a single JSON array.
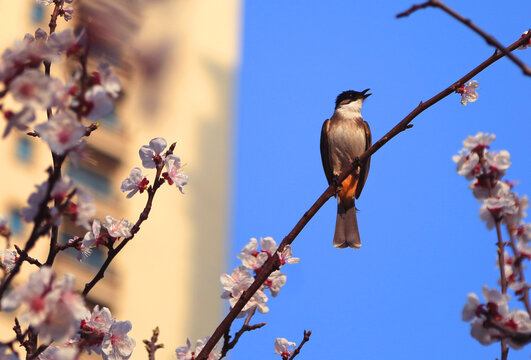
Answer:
[
  {"xmin": 164, "ymin": 155, "xmax": 188, "ymax": 193},
  {"xmin": 139, "ymin": 137, "xmax": 167, "ymax": 169},
  {"xmin": 120, "ymin": 167, "xmax": 148, "ymax": 198},
  {"xmin": 9, "ymin": 69, "xmax": 52, "ymax": 109},
  {"xmin": 101, "ymin": 320, "xmax": 136, "ymax": 360},
  {"xmin": 458, "ymin": 80, "xmax": 479, "ymax": 106},
  {"xmin": 2, "ymin": 107, "xmax": 35, "ymax": 138},
  {"xmin": 21, "ymin": 181, "xmax": 48, "ymax": 222},
  {"xmin": 103, "ymin": 216, "xmax": 133, "ymax": 238},
  {"xmin": 274, "ymin": 338, "xmax": 296, "ymax": 358},
  {"xmin": 84, "ymin": 85, "xmax": 114, "ymax": 121}
]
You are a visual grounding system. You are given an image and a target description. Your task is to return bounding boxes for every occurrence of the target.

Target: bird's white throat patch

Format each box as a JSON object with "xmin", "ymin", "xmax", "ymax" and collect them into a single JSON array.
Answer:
[{"xmin": 337, "ymin": 98, "xmax": 363, "ymax": 116}]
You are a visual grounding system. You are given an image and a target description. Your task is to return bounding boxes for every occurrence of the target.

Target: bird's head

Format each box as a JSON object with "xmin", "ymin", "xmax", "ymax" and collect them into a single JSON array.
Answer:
[{"xmin": 335, "ymin": 89, "xmax": 371, "ymax": 109}]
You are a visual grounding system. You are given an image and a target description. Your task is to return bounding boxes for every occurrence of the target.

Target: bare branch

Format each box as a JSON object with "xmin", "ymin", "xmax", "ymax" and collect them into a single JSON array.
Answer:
[
  {"xmin": 143, "ymin": 327, "xmax": 164, "ymax": 360},
  {"xmin": 288, "ymin": 330, "xmax": 312, "ymax": 360},
  {"xmin": 397, "ymin": 0, "xmax": 531, "ymax": 76}
]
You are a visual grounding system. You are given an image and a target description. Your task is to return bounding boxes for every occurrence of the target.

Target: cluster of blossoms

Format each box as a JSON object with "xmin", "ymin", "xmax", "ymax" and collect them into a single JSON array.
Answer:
[
  {"xmin": 120, "ymin": 137, "xmax": 188, "ymax": 196},
  {"xmin": 454, "ymin": 132, "xmax": 531, "ymax": 348},
  {"xmin": 1, "ymin": 27, "xmax": 121, "ymax": 158},
  {"xmin": 0, "ymin": 267, "xmax": 135, "ymax": 360},
  {"xmin": 462, "ymin": 286, "xmax": 531, "ymax": 349},
  {"xmin": 456, "ymin": 80, "xmax": 479, "ymax": 106},
  {"xmin": 20, "ymin": 175, "xmax": 96, "ymax": 230},
  {"xmin": 220, "ymin": 237, "xmax": 299, "ymax": 318},
  {"xmin": 175, "ymin": 338, "xmax": 221, "ymax": 360}
]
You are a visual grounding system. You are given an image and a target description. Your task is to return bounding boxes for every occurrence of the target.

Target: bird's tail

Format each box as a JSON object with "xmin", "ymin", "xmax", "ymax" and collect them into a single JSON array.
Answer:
[{"xmin": 333, "ymin": 199, "xmax": 361, "ymax": 249}]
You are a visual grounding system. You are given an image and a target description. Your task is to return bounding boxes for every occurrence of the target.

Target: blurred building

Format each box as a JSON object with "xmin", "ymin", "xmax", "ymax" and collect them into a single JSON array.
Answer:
[{"xmin": 0, "ymin": 1, "xmax": 240, "ymax": 359}]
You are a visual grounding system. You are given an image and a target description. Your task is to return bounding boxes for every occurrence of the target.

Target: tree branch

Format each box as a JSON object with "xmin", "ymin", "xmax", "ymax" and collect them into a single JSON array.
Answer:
[
  {"xmin": 143, "ymin": 327, "xmax": 164, "ymax": 360},
  {"xmin": 396, "ymin": 0, "xmax": 531, "ymax": 76},
  {"xmin": 288, "ymin": 330, "xmax": 312, "ymax": 360},
  {"xmin": 194, "ymin": 33, "xmax": 531, "ymax": 360}
]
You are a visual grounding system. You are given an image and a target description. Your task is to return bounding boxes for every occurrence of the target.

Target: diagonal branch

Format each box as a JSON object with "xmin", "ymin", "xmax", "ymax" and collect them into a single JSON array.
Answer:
[
  {"xmin": 396, "ymin": 0, "xmax": 531, "ymax": 76},
  {"xmin": 194, "ymin": 32, "xmax": 531, "ymax": 360},
  {"xmin": 288, "ymin": 330, "xmax": 312, "ymax": 360}
]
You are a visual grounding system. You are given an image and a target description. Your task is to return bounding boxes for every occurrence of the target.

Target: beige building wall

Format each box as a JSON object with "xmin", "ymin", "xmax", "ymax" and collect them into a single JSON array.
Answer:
[{"xmin": 0, "ymin": 1, "xmax": 240, "ymax": 359}]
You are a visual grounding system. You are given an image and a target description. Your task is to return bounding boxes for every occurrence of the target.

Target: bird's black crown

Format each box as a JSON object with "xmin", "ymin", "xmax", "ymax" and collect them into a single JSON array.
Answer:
[{"xmin": 335, "ymin": 89, "xmax": 371, "ymax": 108}]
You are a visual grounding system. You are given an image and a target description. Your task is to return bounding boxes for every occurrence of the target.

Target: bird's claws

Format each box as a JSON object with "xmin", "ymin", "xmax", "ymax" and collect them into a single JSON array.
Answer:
[
  {"xmin": 353, "ymin": 157, "xmax": 361, "ymax": 168},
  {"xmin": 332, "ymin": 175, "xmax": 342, "ymax": 195}
]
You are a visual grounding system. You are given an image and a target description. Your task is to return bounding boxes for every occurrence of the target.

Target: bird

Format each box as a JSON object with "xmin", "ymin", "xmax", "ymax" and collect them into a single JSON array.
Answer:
[{"xmin": 320, "ymin": 89, "xmax": 372, "ymax": 249}]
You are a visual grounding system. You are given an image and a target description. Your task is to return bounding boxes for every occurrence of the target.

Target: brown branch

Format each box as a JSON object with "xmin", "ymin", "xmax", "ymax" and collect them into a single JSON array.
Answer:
[
  {"xmin": 82, "ymin": 143, "xmax": 176, "ymax": 296},
  {"xmin": 396, "ymin": 0, "xmax": 531, "ymax": 76},
  {"xmin": 220, "ymin": 311, "xmax": 266, "ymax": 359},
  {"xmin": 143, "ymin": 327, "xmax": 164, "ymax": 360},
  {"xmin": 288, "ymin": 330, "xmax": 312, "ymax": 360},
  {"xmin": 194, "ymin": 33, "xmax": 531, "ymax": 360},
  {"xmin": 14, "ymin": 245, "xmax": 42, "ymax": 268}
]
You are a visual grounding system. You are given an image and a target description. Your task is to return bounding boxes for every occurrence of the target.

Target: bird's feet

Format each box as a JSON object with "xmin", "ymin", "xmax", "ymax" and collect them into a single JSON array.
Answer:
[{"xmin": 332, "ymin": 174, "xmax": 343, "ymax": 196}]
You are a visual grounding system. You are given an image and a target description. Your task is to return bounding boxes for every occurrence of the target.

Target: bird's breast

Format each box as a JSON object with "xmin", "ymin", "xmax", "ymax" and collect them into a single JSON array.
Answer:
[{"xmin": 327, "ymin": 117, "xmax": 366, "ymax": 174}]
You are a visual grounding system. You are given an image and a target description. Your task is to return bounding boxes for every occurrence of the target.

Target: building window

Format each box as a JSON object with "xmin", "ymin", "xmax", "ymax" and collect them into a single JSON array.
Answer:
[
  {"xmin": 31, "ymin": 3, "xmax": 45, "ymax": 24},
  {"xmin": 67, "ymin": 165, "xmax": 112, "ymax": 197},
  {"xmin": 16, "ymin": 137, "xmax": 32, "ymax": 163},
  {"xmin": 9, "ymin": 208, "xmax": 23, "ymax": 235}
]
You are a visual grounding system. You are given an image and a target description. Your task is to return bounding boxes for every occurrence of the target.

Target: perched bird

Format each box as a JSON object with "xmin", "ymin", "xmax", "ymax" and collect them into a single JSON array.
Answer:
[{"xmin": 320, "ymin": 90, "xmax": 372, "ymax": 249}]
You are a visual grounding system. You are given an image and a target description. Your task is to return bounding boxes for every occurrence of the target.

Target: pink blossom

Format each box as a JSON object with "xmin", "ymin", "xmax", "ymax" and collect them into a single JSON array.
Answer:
[
  {"xmin": 461, "ymin": 132, "xmax": 495, "ymax": 153},
  {"xmin": 1, "ymin": 267, "xmax": 86, "ymax": 343},
  {"xmin": 35, "ymin": 111, "xmax": 85, "ymax": 155},
  {"xmin": 163, "ymin": 155, "xmax": 188, "ymax": 193},
  {"xmin": 95, "ymin": 62, "xmax": 121, "ymax": 98},
  {"xmin": 220, "ymin": 266, "xmax": 269, "ymax": 317},
  {"xmin": 457, "ymin": 80, "xmax": 479, "ymax": 106},
  {"xmin": 176, "ymin": 338, "xmax": 221, "ymax": 360},
  {"xmin": 103, "ymin": 216, "xmax": 133, "ymax": 238},
  {"xmin": 518, "ymin": 31, "xmax": 531, "ymax": 50},
  {"xmin": 479, "ymin": 196, "xmax": 516, "ymax": 229},
  {"xmin": 101, "ymin": 320, "xmax": 136, "ymax": 360},
  {"xmin": 73, "ymin": 188, "xmax": 95, "ymax": 230},
  {"xmin": 38, "ymin": 346, "xmax": 77, "ymax": 360},
  {"xmin": 0, "ymin": 250, "xmax": 17, "ymax": 272},
  {"xmin": 277, "ymin": 245, "xmax": 300, "ymax": 266},
  {"xmin": 267, "ymin": 271, "xmax": 286, "ymax": 297},
  {"xmin": 83, "ymin": 85, "xmax": 114, "ymax": 121},
  {"xmin": 9, "ymin": 69, "xmax": 52, "ymax": 109},
  {"xmin": 139, "ymin": 137, "xmax": 167, "ymax": 169},
  {"xmin": 274, "ymin": 338, "xmax": 296, "ymax": 359},
  {"xmin": 120, "ymin": 167, "xmax": 149, "ymax": 198}
]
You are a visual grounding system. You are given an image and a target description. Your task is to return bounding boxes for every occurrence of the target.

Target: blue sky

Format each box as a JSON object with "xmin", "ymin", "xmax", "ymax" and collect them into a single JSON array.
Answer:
[{"xmin": 232, "ymin": 1, "xmax": 531, "ymax": 359}]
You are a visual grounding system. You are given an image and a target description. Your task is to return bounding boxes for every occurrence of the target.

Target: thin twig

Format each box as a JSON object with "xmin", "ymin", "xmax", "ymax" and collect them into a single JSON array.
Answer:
[
  {"xmin": 396, "ymin": 0, "xmax": 531, "ymax": 76},
  {"xmin": 143, "ymin": 327, "xmax": 164, "ymax": 360},
  {"xmin": 195, "ymin": 33, "xmax": 531, "ymax": 360},
  {"xmin": 288, "ymin": 330, "xmax": 312, "ymax": 360},
  {"xmin": 507, "ymin": 230, "xmax": 531, "ymax": 315},
  {"xmin": 82, "ymin": 143, "xmax": 176, "ymax": 296},
  {"xmin": 220, "ymin": 311, "xmax": 266, "ymax": 359}
]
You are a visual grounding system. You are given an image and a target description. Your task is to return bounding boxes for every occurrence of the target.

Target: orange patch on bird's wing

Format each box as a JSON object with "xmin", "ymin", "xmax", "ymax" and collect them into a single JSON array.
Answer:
[{"xmin": 339, "ymin": 174, "xmax": 358, "ymax": 207}]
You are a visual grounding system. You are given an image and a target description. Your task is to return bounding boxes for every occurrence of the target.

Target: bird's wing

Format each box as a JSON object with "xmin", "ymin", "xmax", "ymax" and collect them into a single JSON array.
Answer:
[
  {"xmin": 355, "ymin": 119, "xmax": 371, "ymax": 199},
  {"xmin": 320, "ymin": 119, "xmax": 333, "ymax": 185}
]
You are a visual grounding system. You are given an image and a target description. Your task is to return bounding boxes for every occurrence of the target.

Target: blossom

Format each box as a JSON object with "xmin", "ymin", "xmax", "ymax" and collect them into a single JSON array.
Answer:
[
  {"xmin": 80, "ymin": 305, "xmax": 114, "ymax": 354},
  {"xmin": 95, "ymin": 62, "xmax": 121, "ymax": 98},
  {"xmin": 278, "ymin": 245, "xmax": 300, "ymax": 266},
  {"xmin": 504, "ymin": 194, "xmax": 528, "ymax": 226},
  {"xmin": 51, "ymin": 176, "xmax": 74, "ymax": 202},
  {"xmin": 1, "ymin": 267, "xmax": 86, "ymax": 343},
  {"xmin": 237, "ymin": 238, "xmax": 266, "ymax": 270},
  {"xmin": 120, "ymin": 167, "xmax": 149, "ymax": 198},
  {"xmin": 83, "ymin": 85, "xmax": 114, "ymax": 121},
  {"xmin": 38, "ymin": 346, "xmax": 77, "ymax": 360},
  {"xmin": 2, "ymin": 107, "xmax": 35, "ymax": 138},
  {"xmin": 479, "ymin": 196, "xmax": 516, "ymax": 229},
  {"xmin": 139, "ymin": 137, "xmax": 167, "ymax": 168},
  {"xmin": 220, "ymin": 266, "xmax": 269, "ymax": 317},
  {"xmin": 21, "ymin": 181, "xmax": 49, "ymax": 222},
  {"xmin": 0, "ymin": 215, "xmax": 8, "ymax": 233},
  {"xmin": 73, "ymin": 188, "xmax": 95, "ymax": 230},
  {"xmin": 175, "ymin": 338, "xmax": 220, "ymax": 360},
  {"xmin": 457, "ymin": 80, "xmax": 479, "ymax": 106},
  {"xmin": 504, "ymin": 310, "xmax": 531, "ymax": 349},
  {"xmin": 0, "ymin": 250, "xmax": 17, "ymax": 272},
  {"xmin": 101, "ymin": 320, "xmax": 136, "ymax": 360},
  {"xmin": 62, "ymin": 6, "xmax": 74, "ymax": 21},
  {"xmin": 103, "ymin": 216, "xmax": 133, "ymax": 238},
  {"xmin": 274, "ymin": 338, "xmax": 296, "ymax": 359},
  {"xmin": 462, "ymin": 132, "xmax": 495, "ymax": 153},
  {"xmin": 9, "ymin": 69, "xmax": 53, "ymax": 109},
  {"xmin": 518, "ymin": 31, "xmax": 531, "ymax": 50},
  {"xmin": 163, "ymin": 155, "xmax": 188, "ymax": 193},
  {"xmin": 515, "ymin": 223, "xmax": 531, "ymax": 243},
  {"xmin": 462, "ymin": 293, "xmax": 480, "ymax": 321},
  {"xmin": 35, "ymin": 111, "xmax": 85, "ymax": 155},
  {"xmin": 267, "ymin": 271, "xmax": 286, "ymax": 297}
]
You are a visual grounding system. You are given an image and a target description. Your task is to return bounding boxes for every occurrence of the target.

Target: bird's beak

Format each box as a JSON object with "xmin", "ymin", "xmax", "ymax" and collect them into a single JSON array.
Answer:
[{"xmin": 361, "ymin": 88, "xmax": 372, "ymax": 99}]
